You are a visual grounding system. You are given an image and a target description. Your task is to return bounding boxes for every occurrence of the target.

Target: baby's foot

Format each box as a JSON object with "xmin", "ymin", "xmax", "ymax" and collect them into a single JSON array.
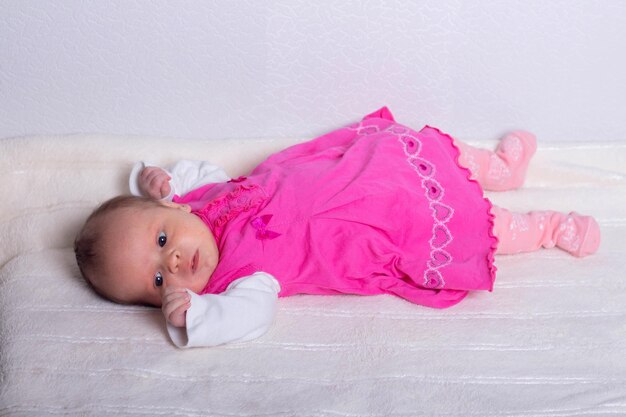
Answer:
[
  {"xmin": 487, "ymin": 131, "xmax": 537, "ymax": 191},
  {"xmin": 554, "ymin": 213, "xmax": 601, "ymax": 257}
]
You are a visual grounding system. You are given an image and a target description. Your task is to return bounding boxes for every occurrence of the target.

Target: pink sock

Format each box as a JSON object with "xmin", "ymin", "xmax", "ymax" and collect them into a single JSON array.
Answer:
[
  {"xmin": 491, "ymin": 206, "xmax": 601, "ymax": 257},
  {"xmin": 455, "ymin": 131, "xmax": 537, "ymax": 191}
]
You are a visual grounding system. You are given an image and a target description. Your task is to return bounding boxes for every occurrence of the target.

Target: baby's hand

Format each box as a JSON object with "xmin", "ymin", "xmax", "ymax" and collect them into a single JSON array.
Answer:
[
  {"xmin": 139, "ymin": 166, "xmax": 172, "ymax": 199},
  {"xmin": 162, "ymin": 287, "xmax": 191, "ymax": 328}
]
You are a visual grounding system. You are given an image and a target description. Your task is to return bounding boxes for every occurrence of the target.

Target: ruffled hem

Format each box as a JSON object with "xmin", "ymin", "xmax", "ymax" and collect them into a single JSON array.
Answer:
[{"xmin": 422, "ymin": 125, "xmax": 499, "ymax": 292}]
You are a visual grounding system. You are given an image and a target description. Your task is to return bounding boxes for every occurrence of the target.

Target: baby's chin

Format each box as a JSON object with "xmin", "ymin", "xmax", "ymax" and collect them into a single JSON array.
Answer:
[
  {"xmin": 194, "ymin": 254, "xmax": 218, "ymax": 292},
  {"xmin": 190, "ymin": 272, "xmax": 212, "ymax": 295}
]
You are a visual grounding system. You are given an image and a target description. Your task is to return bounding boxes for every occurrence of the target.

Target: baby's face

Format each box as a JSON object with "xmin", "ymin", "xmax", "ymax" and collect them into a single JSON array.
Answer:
[{"xmin": 98, "ymin": 201, "xmax": 219, "ymax": 306}]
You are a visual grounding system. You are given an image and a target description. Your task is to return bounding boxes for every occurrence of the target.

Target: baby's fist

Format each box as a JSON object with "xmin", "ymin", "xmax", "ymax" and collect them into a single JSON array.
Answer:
[
  {"xmin": 139, "ymin": 166, "xmax": 172, "ymax": 199},
  {"xmin": 161, "ymin": 287, "xmax": 191, "ymax": 328}
]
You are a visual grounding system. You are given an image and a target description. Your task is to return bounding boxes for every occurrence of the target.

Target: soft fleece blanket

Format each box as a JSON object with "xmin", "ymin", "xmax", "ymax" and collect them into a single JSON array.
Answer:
[{"xmin": 1, "ymin": 133, "xmax": 625, "ymax": 416}]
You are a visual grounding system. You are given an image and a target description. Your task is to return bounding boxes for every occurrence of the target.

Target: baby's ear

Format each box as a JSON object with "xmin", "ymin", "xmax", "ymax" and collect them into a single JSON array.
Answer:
[{"xmin": 159, "ymin": 200, "xmax": 191, "ymax": 213}]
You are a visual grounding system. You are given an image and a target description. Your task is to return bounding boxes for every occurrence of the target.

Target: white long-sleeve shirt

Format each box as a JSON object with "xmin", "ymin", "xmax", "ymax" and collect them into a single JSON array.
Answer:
[
  {"xmin": 128, "ymin": 160, "xmax": 230, "ymax": 200},
  {"xmin": 129, "ymin": 160, "xmax": 280, "ymax": 348}
]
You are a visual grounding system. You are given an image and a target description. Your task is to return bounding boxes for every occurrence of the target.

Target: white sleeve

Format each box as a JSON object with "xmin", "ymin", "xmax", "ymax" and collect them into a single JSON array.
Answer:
[
  {"xmin": 166, "ymin": 272, "xmax": 281, "ymax": 348},
  {"xmin": 129, "ymin": 160, "xmax": 230, "ymax": 200}
]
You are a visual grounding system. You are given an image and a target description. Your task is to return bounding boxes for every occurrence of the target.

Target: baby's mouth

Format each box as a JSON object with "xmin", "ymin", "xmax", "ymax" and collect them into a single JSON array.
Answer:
[{"xmin": 191, "ymin": 250, "xmax": 199, "ymax": 273}]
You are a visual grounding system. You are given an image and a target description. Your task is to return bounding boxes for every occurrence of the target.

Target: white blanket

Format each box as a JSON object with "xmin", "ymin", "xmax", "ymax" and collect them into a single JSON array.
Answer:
[{"xmin": 1, "ymin": 134, "xmax": 625, "ymax": 416}]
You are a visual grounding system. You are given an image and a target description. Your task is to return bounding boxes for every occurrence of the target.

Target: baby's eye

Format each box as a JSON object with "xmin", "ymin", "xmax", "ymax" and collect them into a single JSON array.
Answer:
[
  {"xmin": 154, "ymin": 272, "xmax": 164, "ymax": 287},
  {"xmin": 158, "ymin": 231, "xmax": 167, "ymax": 247}
]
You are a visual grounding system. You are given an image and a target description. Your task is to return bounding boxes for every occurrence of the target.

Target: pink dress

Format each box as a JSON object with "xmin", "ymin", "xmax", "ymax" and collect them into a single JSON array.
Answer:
[{"xmin": 174, "ymin": 107, "xmax": 498, "ymax": 308}]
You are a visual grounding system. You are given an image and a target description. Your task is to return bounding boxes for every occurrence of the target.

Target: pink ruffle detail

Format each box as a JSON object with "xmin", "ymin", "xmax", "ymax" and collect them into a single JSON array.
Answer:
[{"xmin": 196, "ymin": 184, "xmax": 267, "ymax": 240}]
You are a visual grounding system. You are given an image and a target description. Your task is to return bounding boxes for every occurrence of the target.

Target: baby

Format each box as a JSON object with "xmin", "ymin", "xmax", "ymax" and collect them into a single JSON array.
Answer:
[{"xmin": 74, "ymin": 107, "xmax": 601, "ymax": 348}]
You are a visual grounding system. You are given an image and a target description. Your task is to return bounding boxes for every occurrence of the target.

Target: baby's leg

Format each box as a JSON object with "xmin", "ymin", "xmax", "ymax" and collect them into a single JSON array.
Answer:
[
  {"xmin": 491, "ymin": 206, "xmax": 601, "ymax": 257},
  {"xmin": 453, "ymin": 131, "xmax": 537, "ymax": 191}
]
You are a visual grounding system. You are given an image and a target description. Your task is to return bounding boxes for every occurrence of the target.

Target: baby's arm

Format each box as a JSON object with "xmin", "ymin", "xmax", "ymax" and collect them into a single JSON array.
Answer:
[
  {"xmin": 165, "ymin": 272, "xmax": 281, "ymax": 348},
  {"xmin": 129, "ymin": 160, "xmax": 230, "ymax": 200}
]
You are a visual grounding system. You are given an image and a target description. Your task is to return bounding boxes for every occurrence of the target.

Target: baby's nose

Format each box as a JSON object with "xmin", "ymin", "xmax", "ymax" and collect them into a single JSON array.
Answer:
[{"xmin": 166, "ymin": 251, "xmax": 180, "ymax": 273}]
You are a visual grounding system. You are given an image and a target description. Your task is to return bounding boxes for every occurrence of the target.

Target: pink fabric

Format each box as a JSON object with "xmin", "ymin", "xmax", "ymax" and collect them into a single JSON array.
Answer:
[
  {"xmin": 454, "ymin": 131, "xmax": 537, "ymax": 191},
  {"xmin": 491, "ymin": 206, "xmax": 601, "ymax": 257},
  {"xmin": 174, "ymin": 107, "xmax": 498, "ymax": 309}
]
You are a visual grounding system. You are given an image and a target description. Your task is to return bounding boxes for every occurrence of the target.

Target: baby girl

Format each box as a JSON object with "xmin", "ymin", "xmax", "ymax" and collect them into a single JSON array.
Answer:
[{"xmin": 74, "ymin": 107, "xmax": 601, "ymax": 348}]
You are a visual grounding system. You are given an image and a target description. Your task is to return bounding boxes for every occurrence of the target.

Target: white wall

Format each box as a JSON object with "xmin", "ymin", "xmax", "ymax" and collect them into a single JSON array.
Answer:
[{"xmin": 1, "ymin": 0, "xmax": 625, "ymax": 142}]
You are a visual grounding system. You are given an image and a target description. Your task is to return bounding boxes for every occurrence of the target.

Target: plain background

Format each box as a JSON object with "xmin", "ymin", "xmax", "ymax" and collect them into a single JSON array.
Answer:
[{"xmin": 1, "ymin": 0, "xmax": 625, "ymax": 142}]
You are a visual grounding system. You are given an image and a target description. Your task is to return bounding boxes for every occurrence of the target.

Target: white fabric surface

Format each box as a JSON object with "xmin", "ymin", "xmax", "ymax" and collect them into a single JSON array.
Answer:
[{"xmin": 1, "ymin": 134, "xmax": 625, "ymax": 416}]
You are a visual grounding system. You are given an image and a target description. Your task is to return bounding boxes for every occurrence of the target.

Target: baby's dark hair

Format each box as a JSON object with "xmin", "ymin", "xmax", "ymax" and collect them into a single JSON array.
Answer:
[{"xmin": 74, "ymin": 195, "xmax": 162, "ymax": 303}]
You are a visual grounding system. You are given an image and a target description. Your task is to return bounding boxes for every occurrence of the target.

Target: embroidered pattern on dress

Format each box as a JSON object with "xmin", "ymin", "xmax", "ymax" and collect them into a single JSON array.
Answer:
[
  {"xmin": 398, "ymin": 131, "xmax": 455, "ymax": 289},
  {"xmin": 348, "ymin": 120, "xmax": 455, "ymax": 289}
]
